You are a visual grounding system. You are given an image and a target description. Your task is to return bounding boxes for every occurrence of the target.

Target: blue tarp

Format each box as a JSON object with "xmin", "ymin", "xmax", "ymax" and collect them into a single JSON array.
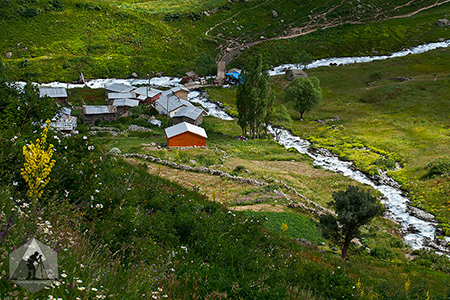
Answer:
[{"xmin": 225, "ymin": 71, "xmax": 241, "ymax": 80}]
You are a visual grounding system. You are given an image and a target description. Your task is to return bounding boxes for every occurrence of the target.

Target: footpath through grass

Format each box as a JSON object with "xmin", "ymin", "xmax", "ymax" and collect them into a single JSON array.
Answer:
[{"xmin": 1, "ymin": 0, "xmax": 450, "ymax": 81}]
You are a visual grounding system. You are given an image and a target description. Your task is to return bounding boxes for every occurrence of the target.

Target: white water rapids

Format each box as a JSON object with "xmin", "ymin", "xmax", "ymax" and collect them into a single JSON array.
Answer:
[
  {"xmin": 21, "ymin": 38, "xmax": 450, "ymax": 252},
  {"xmin": 268, "ymin": 127, "xmax": 450, "ymax": 253}
]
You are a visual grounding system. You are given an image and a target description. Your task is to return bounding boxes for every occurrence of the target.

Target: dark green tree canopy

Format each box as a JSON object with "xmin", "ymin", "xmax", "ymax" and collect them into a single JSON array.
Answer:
[
  {"xmin": 195, "ymin": 52, "xmax": 216, "ymax": 77},
  {"xmin": 236, "ymin": 54, "xmax": 271, "ymax": 138},
  {"xmin": 320, "ymin": 185, "xmax": 384, "ymax": 259},
  {"xmin": 284, "ymin": 76, "xmax": 322, "ymax": 120}
]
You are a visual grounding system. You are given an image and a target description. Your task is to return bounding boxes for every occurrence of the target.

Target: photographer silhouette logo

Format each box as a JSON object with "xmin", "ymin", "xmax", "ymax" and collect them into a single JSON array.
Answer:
[{"xmin": 9, "ymin": 238, "xmax": 58, "ymax": 292}]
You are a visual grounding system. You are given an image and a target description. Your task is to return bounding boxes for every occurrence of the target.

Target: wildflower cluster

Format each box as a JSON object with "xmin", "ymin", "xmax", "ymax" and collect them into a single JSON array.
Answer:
[{"xmin": 20, "ymin": 120, "xmax": 56, "ymax": 200}]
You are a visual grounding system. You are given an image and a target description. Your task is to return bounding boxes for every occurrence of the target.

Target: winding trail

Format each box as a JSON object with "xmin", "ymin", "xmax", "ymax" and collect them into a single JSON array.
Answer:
[{"xmin": 207, "ymin": 0, "xmax": 450, "ymax": 66}]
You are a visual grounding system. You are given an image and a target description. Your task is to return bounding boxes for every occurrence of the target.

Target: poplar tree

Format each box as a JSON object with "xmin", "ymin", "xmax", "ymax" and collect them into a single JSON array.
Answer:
[{"xmin": 236, "ymin": 55, "xmax": 271, "ymax": 138}]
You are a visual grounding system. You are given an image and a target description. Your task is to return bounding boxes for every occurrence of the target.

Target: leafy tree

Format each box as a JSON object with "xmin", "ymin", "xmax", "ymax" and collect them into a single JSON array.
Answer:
[
  {"xmin": 284, "ymin": 76, "xmax": 322, "ymax": 120},
  {"xmin": 236, "ymin": 54, "xmax": 272, "ymax": 138},
  {"xmin": 195, "ymin": 52, "xmax": 216, "ymax": 77},
  {"xmin": 319, "ymin": 185, "xmax": 384, "ymax": 259},
  {"xmin": 293, "ymin": 50, "xmax": 313, "ymax": 66},
  {"xmin": 270, "ymin": 104, "xmax": 292, "ymax": 142}
]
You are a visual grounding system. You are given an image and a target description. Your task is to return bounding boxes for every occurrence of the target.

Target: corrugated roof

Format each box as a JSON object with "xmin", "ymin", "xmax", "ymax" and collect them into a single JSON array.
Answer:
[
  {"xmin": 39, "ymin": 87, "xmax": 67, "ymax": 98},
  {"xmin": 185, "ymin": 71, "xmax": 199, "ymax": 77},
  {"xmin": 165, "ymin": 122, "xmax": 207, "ymax": 139},
  {"xmin": 107, "ymin": 92, "xmax": 136, "ymax": 99},
  {"xmin": 133, "ymin": 87, "xmax": 162, "ymax": 98},
  {"xmin": 61, "ymin": 107, "xmax": 72, "ymax": 115},
  {"xmin": 112, "ymin": 99, "xmax": 139, "ymax": 107},
  {"xmin": 83, "ymin": 105, "xmax": 117, "ymax": 115},
  {"xmin": 173, "ymin": 106, "xmax": 205, "ymax": 120},
  {"xmin": 171, "ymin": 87, "xmax": 189, "ymax": 93},
  {"xmin": 105, "ymin": 83, "xmax": 134, "ymax": 93},
  {"xmin": 156, "ymin": 94, "xmax": 187, "ymax": 113}
]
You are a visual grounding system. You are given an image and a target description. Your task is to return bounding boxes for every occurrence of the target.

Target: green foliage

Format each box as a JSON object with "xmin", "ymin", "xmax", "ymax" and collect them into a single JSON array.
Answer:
[
  {"xmin": 427, "ymin": 158, "xmax": 450, "ymax": 177},
  {"xmin": 232, "ymin": 165, "xmax": 246, "ymax": 173},
  {"xmin": 284, "ymin": 76, "xmax": 322, "ymax": 119},
  {"xmin": 195, "ymin": 52, "xmax": 216, "ymax": 77},
  {"xmin": 236, "ymin": 54, "xmax": 271, "ymax": 138},
  {"xmin": 270, "ymin": 104, "xmax": 292, "ymax": 141},
  {"xmin": 370, "ymin": 245, "xmax": 395, "ymax": 260},
  {"xmin": 164, "ymin": 12, "xmax": 183, "ymax": 21},
  {"xmin": 319, "ymin": 185, "xmax": 384, "ymax": 258},
  {"xmin": 412, "ymin": 249, "xmax": 450, "ymax": 273},
  {"xmin": 248, "ymin": 211, "xmax": 325, "ymax": 243},
  {"xmin": 293, "ymin": 50, "xmax": 313, "ymax": 66},
  {"xmin": 368, "ymin": 71, "xmax": 385, "ymax": 82}
]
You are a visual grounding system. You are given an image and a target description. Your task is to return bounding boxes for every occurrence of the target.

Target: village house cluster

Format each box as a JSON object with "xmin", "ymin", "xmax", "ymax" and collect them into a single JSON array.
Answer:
[{"xmin": 38, "ymin": 82, "xmax": 209, "ymax": 147}]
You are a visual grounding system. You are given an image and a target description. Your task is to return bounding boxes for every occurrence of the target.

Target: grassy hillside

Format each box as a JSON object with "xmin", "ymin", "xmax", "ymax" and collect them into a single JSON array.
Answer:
[
  {"xmin": 1, "ymin": 0, "xmax": 450, "ymax": 81},
  {"xmin": 1, "ymin": 56, "xmax": 450, "ymax": 299},
  {"xmin": 208, "ymin": 46, "xmax": 450, "ymax": 236}
]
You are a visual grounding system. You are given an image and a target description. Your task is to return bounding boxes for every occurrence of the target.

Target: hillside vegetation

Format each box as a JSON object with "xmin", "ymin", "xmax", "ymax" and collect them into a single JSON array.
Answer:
[
  {"xmin": 2, "ymin": 0, "xmax": 450, "ymax": 298},
  {"xmin": 1, "ymin": 0, "xmax": 450, "ymax": 81}
]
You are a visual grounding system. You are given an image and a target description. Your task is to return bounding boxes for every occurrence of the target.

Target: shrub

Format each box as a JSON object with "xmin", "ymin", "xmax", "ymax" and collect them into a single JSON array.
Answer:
[
  {"xmin": 427, "ymin": 158, "xmax": 450, "ymax": 177},
  {"xmin": 18, "ymin": 59, "xmax": 30, "ymax": 68},
  {"xmin": 19, "ymin": 6, "xmax": 41, "ymax": 18},
  {"xmin": 50, "ymin": 0, "xmax": 64, "ymax": 10},
  {"xmin": 368, "ymin": 71, "xmax": 384, "ymax": 82},
  {"xmin": 371, "ymin": 245, "xmax": 394, "ymax": 260},
  {"xmin": 188, "ymin": 12, "xmax": 202, "ymax": 21},
  {"xmin": 374, "ymin": 157, "xmax": 397, "ymax": 170},
  {"xmin": 233, "ymin": 165, "xmax": 246, "ymax": 173},
  {"xmin": 164, "ymin": 12, "xmax": 183, "ymax": 22}
]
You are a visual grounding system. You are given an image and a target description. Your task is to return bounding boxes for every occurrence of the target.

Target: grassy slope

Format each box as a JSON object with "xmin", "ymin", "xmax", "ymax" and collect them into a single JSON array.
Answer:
[
  {"xmin": 1, "ymin": 0, "xmax": 450, "ymax": 81},
  {"xmin": 208, "ymin": 47, "xmax": 450, "ymax": 234},
  {"xmin": 88, "ymin": 114, "xmax": 450, "ymax": 299}
]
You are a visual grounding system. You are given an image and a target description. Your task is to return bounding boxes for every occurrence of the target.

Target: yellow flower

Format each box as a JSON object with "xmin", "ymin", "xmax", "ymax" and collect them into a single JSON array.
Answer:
[{"xmin": 21, "ymin": 120, "xmax": 55, "ymax": 201}]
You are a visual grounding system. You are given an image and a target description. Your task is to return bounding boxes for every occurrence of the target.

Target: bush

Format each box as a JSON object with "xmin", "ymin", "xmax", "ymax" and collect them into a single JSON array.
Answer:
[
  {"xmin": 233, "ymin": 165, "xmax": 246, "ymax": 173},
  {"xmin": 427, "ymin": 158, "xmax": 450, "ymax": 177},
  {"xmin": 188, "ymin": 12, "xmax": 202, "ymax": 22},
  {"xmin": 18, "ymin": 59, "xmax": 30, "ymax": 68},
  {"xmin": 371, "ymin": 245, "xmax": 394, "ymax": 260},
  {"xmin": 368, "ymin": 71, "xmax": 384, "ymax": 82},
  {"xmin": 374, "ymin": 157, "xmax": 397, "ymax": 170},
  {"xmin": 164, "ymin": 12, "xmax": 183, "ymax": 22},
  {"xmin": 19, "ymin": 6, "xmax": 41, "ymax": 18}
]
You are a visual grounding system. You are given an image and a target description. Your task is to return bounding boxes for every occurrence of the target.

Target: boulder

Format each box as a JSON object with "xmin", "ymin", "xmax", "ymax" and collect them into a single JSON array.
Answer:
[
  {"xmin": 131, "ymin": 72, "xmax": 138, "ymax": 78},
  {"xmin": 272, "ymin": 10, "xmax": 278, "ymax": 18},
  {"xmin": 285, "ymin": 69, "xmax": 309, "ymax": 81},
  {"xmin": 437, "ymin": 19, "xmax": 450, "ymax": 26},
  {"xmin": 4, "ymin": 52, "xmax": 11, "ymax": 58},
  {"xmin": 109, "ymin": 147, "xmax": 122, "ymax": 155}
]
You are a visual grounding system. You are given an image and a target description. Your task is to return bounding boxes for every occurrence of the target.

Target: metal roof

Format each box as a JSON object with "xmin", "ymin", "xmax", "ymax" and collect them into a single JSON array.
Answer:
[
  {"xmin": 83, "ymin": 105, "xmax": 117, "ymax": 115},
  {"xmin": 39, "ymin": 87, "xmax": 67, "ymax": 98},
  {"xmin": 156, "ymin": 94, "xmax": 188, "ymax": 113},
  {"xmin": 61, "ymin": 107, "xmax": 72, "ymax": 115},
  {"xmin": 105, "ymin": 83, "xmax": 134, "ymax": 93},
  {"xmin": 112, "ymin": 99, "xmax": 139, "ymax": 107},
  {"xmin": 173, "ymin": 106, "xmax": 205, "ymax": 120},
  {"xmin": 185, "ymin": 71, "xmax": 199, "ymax": 77},
  {"xmin": 171, "ymin": 87, "xmax": 189, "ymax": 93},
  {"xmin": 165, "ymin": 122, "xmax": 207, "ymax": 139},
  {"xmin": 133, "ymin": 87, "xmax": 162, "ymax": 98},
  {"xmin": 107, "ymin": 92, "xmax": 136, "ymax": 100}
]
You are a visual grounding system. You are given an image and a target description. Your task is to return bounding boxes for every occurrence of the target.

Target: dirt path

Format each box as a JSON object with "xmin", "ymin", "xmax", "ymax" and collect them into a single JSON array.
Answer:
[
  {"xmin": 209, "ymin": 0, "xmax": 450, "ymax": 66},
  {"xmin": 229, "ymin": 204, "xmax": 287, "ymax": 212}
]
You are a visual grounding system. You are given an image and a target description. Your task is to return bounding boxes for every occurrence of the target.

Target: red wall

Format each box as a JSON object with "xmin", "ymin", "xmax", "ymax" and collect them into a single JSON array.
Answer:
[{"xmin": 167, "ymin": 132, "xmax": 206, "ymax": 147}]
